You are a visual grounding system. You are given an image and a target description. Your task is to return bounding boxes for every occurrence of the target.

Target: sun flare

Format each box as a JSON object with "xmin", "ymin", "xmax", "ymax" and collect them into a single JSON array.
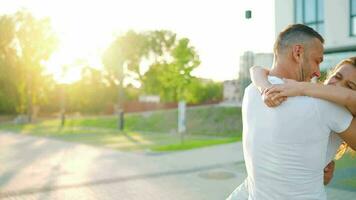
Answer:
[{"xmin": 2, "ymin": 0, "xmax": 275, "ymax": 83}]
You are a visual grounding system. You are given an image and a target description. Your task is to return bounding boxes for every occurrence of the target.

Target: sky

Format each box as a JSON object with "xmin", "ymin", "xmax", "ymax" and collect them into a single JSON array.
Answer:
[{"xmin": 0, "ymin": 0, "xmax": 275, "ymax": 83}]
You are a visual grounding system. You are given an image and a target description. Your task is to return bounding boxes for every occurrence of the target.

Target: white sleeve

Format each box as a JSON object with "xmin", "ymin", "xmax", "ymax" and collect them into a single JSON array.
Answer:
[
  {"xmin": 315, "ymin": 99, "xmax": 353, "ymax": 133},
  {"xmin": 325, "ymin": 133, "xmax": 343, "ymax": 164}
]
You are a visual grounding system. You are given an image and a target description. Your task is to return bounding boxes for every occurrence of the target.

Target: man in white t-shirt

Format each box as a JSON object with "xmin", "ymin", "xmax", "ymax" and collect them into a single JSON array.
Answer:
[{"xmin": 228, "ymin": 24, "xmax": 355, "ymax": 200}]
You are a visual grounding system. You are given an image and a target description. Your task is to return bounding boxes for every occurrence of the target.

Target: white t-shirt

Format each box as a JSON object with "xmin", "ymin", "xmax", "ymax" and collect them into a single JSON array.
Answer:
[
  {"xmin": 325, "ymin": 133, "xmax": 343, "ymax": 163},
  {"xmin": 240, "ymin": 76, "xmax": 353, "ymax": 200},
  {"xmin": 226, "ymin": 133, "xmax": 343, "ymax": 200}
]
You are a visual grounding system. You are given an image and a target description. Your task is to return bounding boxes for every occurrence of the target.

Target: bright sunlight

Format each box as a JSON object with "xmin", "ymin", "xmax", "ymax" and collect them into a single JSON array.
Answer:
[{"xmin": 1, "ymin": 0, "xmax": 274, "ymax": 83}]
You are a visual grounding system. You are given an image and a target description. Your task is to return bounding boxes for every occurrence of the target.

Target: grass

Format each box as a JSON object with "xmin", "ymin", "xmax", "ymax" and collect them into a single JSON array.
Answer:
[
  {"xmin": 52, "ymin": 131, "xmax": 194, "ymax": 151},
  {"xmin": 54, "ymin": 106, "xmax": 243, "ymax": 136},
  {"xmin": 0, "ymin": 123, "xmax": 240, "ymax": 152},
  {"xmin": 338, "ymin": 177, "xmax": 356, "ymax": 188},
  {"xmin": 332, "ymin": 151, "xmax": 356, "ymax": 190},
  {"xmin": 334, "ymin": 151, "xmax": 356, "ymax": 169},
  {"xmin": 0, "ymin": 106, "xmax": 242, "ymax": 151},
  {"xmin": 151, "ymin": 136, "xmax": 241, "ymax": 152}
]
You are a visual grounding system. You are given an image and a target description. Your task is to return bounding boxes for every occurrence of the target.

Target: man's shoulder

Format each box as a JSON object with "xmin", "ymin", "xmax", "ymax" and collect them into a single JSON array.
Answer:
[
  {"xmin": 313, "ymin": 98, "xmax": 346, "ymax": 109},
  {"xmin": 286, "ymin": 96, "xmax": 343, "ymax": 110},
  {"xmin": 312, "ymin": 98, "xmax": 350, "ymax": 114},
  {"xmin": 282, "ymin": 95, "xmax": 316, "ymax": 106},
  {"xmin": 243, "ymin": 83, "xmax": 256, "ymax": 95},
  {"xmin": 313, "ymin": 98, "xmax": 352, "ymax": 133}
]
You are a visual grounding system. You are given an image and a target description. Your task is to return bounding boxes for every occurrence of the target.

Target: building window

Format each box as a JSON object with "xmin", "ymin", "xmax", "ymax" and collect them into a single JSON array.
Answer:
[
  {"xmin": 294, "ymin": 0, "xmax": 324, "ymax": 35},
  {"xmin": 351, "ymin": 0, "xmax": 356, "ymax": 36}
]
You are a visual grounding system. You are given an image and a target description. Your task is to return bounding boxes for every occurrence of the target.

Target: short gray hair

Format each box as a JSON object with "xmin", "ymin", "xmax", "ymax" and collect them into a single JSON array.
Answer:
[{"xmin": 274, "ymin": 24, "xmax": 324, "ymax": 55}]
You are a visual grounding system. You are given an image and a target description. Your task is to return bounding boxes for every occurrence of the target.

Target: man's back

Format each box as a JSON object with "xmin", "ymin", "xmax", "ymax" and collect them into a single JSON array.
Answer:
[{"xmin": 242, "ymin": 76, "xmax": 352, "ymax": 200}]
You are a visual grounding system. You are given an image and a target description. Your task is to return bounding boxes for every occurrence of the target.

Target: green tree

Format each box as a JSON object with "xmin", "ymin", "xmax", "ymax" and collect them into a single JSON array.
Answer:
[
  {"xmin": 15, "ymin": 10, "xmax": 58, "ymax": 120},
  {"xmin": 146, "ymin": 30, "xmax": 176, "ymax": 62},
  {"xmin": 124, "ymin": 84, "xmax": 141, "ymax": 101},
  {"xmin": 63, "ymin": 66, "xmax": 116, "ymax": 114},
  {"xmin": 0, "ymin": 14, "xmax": 18, "ymax": 113},
  {"xmin": 142, "ymin": 37, "xmax": 200, "ymax": 102},
  {"xmin": 102, "ymin": 30, "xmax": 187, "ymax": 128},
  {"xmin": 102, "ymin": 30, "xmax": 148, "ymax": 85},
  {"xmin": 184, "ymin": 78, "xmax": 223, "ymax": 104},
  {"xmin": 102, "ymin": 30, "xmax": 178, "ymax": 84},
  {"xmin": 0, "ymin": 11, "xmax": 57, "ymax": 117}
]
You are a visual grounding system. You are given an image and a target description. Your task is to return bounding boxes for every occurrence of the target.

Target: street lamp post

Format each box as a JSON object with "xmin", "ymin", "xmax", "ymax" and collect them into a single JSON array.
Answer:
[
  {"xmin": 59, "ymin": 65, "xmax": 69, "ymax": 128},
  {"xmin": 26, "ymin": 71, "xmax": 33, "ymax": 123},
  {"xmin": 60, "ymin": 84, "xmax": 66, "ymax": 127},
  {"xmin": 117, "ymin": 84, "xmax": 124, "ymax": 131},
  {"xmin": 117, "ymin": 65, "xmax": 125, "ymax": 131}
]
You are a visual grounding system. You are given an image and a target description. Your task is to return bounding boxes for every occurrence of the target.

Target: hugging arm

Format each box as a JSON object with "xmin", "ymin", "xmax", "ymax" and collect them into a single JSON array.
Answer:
[
  {"xmin": 250, "ymin": 66, "xmax": 356, "ymax": 115},
  {"xmin": 324, "ymin": 161, "xmax": 335, "ymax": 185},
  {"xmin": 249, "ymin": 66, "xmax": 271, "ymax": 93},
  {"xmin": 249, "ymin": 66, "xmax": 287, "ymax": 107},
  {"xmin": 268, "ymin": 82, "xmax": 356, "ymax": 116},
  {"xmin": 339, "ymin": 118, "xmax": 356, "ymax": 151}
]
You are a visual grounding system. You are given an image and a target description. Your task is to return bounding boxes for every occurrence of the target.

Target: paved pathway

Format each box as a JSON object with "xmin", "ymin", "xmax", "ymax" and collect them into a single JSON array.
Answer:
[{"xmin": 0, "ymin": 132, "xmax": 355, "ymax": 199}]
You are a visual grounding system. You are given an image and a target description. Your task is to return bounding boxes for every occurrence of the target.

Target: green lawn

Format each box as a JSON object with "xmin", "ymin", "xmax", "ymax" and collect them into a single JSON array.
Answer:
[
  {"xmin": 151, "ymin": 136, "xmax": 241, "ymax": 151},
  {"xmin": 335, "ymin": 151, "xmax": 356, "ymax": 169},
  {"xmin": 0, "ymin": 106, "xmax": 242, "ymax": 151},
  {"xmin": 55, "ymin": 106, "xmax": 243, "ymax": 136},
  {"xmin": 0, "ymin": 123, "xmax": 240, "ymax": 152},
  {"xmin": 332, "ymin": 151, "xmax": 356, "ymax": 190}
]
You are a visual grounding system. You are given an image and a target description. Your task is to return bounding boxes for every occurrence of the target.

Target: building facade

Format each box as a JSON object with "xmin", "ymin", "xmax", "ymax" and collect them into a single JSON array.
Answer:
[
  {"xmin": 275, "ymin": 0, "xmax": 356, "ymax": 70},
  {"xmin": 223, "ymin": 80, "xmax": 240, "ymax": 105},
  {"xmin": 233, "ymin": 52, "xmax": 274, "ymax": 103}
]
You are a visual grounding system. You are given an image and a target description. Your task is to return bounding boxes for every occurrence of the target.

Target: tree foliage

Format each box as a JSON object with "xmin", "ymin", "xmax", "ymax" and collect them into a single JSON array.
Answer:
[
  {"xmin": 67, "ymin": 67, "xmax": 116, "ymax": 114},
  {"xmin": 103, "ymin": 30, "xmax": 203, "ymax": 103},
  {"xmin": 0, "ymin": 10, "xmax": 58, "ymax": 114},
  {"xmin": 0, "ymin": 14, "xmax": 223, "ymax": 116}
]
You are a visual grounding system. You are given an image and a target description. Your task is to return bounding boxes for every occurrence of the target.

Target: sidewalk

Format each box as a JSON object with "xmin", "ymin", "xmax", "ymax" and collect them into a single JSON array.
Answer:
[
  {"xmin": 0, "ymin": 132, "xmax": 245, "ymax": 200},
  {"xmin": 0, "ymin": 132, "xmax": 355, "ymax": 200}
]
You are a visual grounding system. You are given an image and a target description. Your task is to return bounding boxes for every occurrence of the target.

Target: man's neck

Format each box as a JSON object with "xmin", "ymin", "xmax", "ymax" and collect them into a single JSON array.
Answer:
[{"xmin": 269, "ymin": 59, "xmax": 300, "ymax": 81}]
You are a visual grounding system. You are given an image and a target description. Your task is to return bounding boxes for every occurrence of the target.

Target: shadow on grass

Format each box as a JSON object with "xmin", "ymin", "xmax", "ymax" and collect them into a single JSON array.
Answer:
[{"xmin": 0, "ymin": 114, "xmax": 242, "ymax": 152}]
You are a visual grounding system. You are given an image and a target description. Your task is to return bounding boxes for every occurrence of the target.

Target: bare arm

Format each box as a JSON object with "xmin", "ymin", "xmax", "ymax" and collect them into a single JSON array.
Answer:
[
  {"xmin": 339, "ymin": 118, "xmax": 356, "ymax": 151},
  {"xmin": 249, "ymin": 66, "xmax": 271, "ymax": 93},
  {"xmin": 301, "ymin": 83, "xmax": 356, "ymax": 115},
  {"xmin": 268, "ymin": 81, "xmax": 356, "ymax": 115},
  {"xmin": 323, "ymin": 161, "xmax": 335, "ymax": 185},
  {"xmin": 249, "ymin": 66, "xmax": 287, "ymax": 107}
]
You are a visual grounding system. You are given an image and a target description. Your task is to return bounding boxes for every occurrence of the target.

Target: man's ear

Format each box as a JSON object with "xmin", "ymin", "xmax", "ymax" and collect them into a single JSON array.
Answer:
[{"xmin": 292, "ymin": 44, "xmax": 304, "ymax": 63}]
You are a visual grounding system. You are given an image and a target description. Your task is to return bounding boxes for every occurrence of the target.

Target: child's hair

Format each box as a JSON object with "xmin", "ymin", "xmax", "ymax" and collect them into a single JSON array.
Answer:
[{"xmin": 330, "ymin": 57, "xmax": 356, "ymax": 160}]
